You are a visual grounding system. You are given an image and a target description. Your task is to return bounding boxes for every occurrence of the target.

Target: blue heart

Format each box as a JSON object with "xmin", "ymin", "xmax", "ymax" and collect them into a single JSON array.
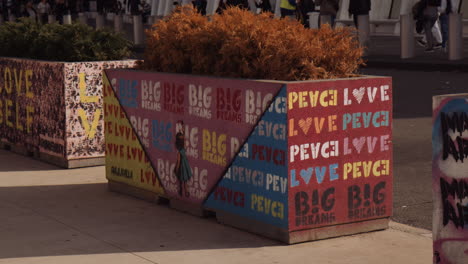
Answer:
[{"xmin": 300, "ymin": 168, "xmax": 313, "ymax": 185}]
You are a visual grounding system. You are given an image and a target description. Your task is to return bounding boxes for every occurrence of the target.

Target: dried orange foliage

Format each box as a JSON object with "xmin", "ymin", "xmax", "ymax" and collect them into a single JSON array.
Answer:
[{"xmin": 143, "ymin": 6, "xmax": 363, "ymax": 81}]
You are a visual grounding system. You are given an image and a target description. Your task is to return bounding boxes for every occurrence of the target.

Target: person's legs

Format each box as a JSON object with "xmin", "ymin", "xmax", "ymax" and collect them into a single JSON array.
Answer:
[
  {"xmin": 439, "ymin": 13, "xmax": 449, "ymax": 48},
  {"xmin": 423, "ymin": 6, "xmax": 438, "ymax": 51},
  {"xmin": 432, "ymin": 20, "xmax": 442, "ymax": 44},
  {"xmin": 424, "ymin": 17, "xmax": 437, "ymax": 50}
]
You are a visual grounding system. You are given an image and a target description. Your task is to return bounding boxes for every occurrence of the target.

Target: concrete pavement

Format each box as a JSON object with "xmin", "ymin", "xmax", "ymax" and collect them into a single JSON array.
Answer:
[{"xmin": 0, "ymin": 149, "xmax": 432, "ymax": 264}]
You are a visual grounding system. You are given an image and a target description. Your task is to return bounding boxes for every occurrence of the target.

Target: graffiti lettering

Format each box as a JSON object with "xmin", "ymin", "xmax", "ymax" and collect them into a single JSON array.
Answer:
[
  {"xmin": 343, "ymin": 85, "xmax": 390, "ymax": 105},
  {"xmin": 343, "ymin": 160, "xmax": 390, "ymax": 180},
  {"xmin": 290, "ymin": 164, "xmax": 339, "ymax": 187},
  {"xmin": 251, "ymin": 144, "xmax": 286, "ymax": 166},
  {"xmin": 245, "ymin": 90, "xmax": 273, "ymax": 124},
  {"xmin": 251, "ymin": 194, "xmax": 284, "ymax": 219},
  {"xmin": 213, "ymin": 186, "xmax": 245, "ymax": 208},
  {"xmin": 288, "ymin": 89, "xmax": 338, "ymax": 110},
  {"xmin": 289, "ymin": 115, "xmax": 338, "ymax": 137},
  {"xmin": 440, "ymin": 178, "xmax": 468, "ymax": 228},
  {"xmin": 289, "ymin": 141, "xmax": 339, "ymax": 162},
  {"xmin": 216, "ymin": 87, "xmax": 242, "ymax": 122},
  {"xmin": 342, "ymin": 111, "xmax": 390, "ymax": 130}
]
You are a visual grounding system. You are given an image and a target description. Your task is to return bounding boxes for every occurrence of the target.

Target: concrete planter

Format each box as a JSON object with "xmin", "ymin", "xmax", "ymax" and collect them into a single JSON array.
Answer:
[
  {"xmin": 432, "ymin": 94, "xmax": 468, "ymax": 263},
  {"xmin": 0, "ymin": 57, "xmax": 136, "ymax": 168},
  {"xmin": 103, "ymin": 69, "xmax": 393, "ymax": 243}
]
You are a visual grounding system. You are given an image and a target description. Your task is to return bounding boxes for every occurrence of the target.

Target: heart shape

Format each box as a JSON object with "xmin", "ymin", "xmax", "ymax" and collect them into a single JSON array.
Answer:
[
  {"xmin": 352, "ymin": 137, "xmax": 366, "ymax": 153},
  {"xmin": 298, "ymin": 118, "xmax": 312, "ymax": 135},
  {"xmin": 300, "ymin": 168, "xmax": 313, "ymax": 185},
  {"xmin": 352, "ymin": 87, "xmax": 366, "ymax": 104}
]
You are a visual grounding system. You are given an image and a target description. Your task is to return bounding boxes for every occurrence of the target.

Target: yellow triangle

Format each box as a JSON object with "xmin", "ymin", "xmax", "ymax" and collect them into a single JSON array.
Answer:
[{"xmin": 103, "ymin": 73, "xmax": 165, "ymax": 195}]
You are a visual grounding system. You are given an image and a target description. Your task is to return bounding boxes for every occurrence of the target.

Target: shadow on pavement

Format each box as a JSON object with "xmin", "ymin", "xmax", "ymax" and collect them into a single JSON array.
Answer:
[
  {"xmin": 0, "ymin": 150, "xmax": 61, "ymax": 172},
  {"xmin": 0, "ymin": 182, "xmax": 280, "ymax": 259}
]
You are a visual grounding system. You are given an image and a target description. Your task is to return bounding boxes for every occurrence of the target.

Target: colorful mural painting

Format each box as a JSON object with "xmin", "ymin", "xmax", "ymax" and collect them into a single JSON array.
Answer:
[
  {"xmin": 0, "ymin": 57, "xmax": 136, "ymax": 167},
  {"xmin": 104, "ymin": 69, "xmax": 393, "ymax": 242},
  {"xmin": 103, "ymin": 74, "xmax": 165, "ymax": 195},
  {"xmin": 433, "ymin": 94, "xmax": 468, "ymax": 264},
  {"xmin": 288, "ymin": 79, "xmax": 393, "ymax": 231},
  {"xmin": 205, "ymin": 86, "xmax": 288, "ymax": 228},
  {"xmin": 104, "ymin": 70, "xmax": 284, "ymax": 204}
]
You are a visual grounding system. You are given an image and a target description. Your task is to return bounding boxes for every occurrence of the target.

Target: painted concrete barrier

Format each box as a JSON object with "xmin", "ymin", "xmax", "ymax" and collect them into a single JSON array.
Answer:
[
  {"xmin": 103, "ymin": 69, "xmax": 393, "ymax": 243},
  {"xmin": 0, "ymin": 58, "xmax": 136, "ymax": 168},
  {"xmin": 433, "ymin": 94, "xmax": 468, "ymax": 264}
]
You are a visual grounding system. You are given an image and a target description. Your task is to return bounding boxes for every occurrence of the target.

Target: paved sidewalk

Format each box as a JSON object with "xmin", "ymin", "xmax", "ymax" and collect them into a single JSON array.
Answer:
[
  {"xmin": 365, "ymin": 36, "xmax": 468, "ymax": 70},
  {"xmin": 0, "ymin": 149, "xmax": 432, "ymax": 264}
]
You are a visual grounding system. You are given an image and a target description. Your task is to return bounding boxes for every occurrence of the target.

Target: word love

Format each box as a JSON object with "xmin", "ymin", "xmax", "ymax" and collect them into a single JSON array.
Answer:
[
  {"xmin": 343, "ymin": 135, "xmax": 390, "ymax": 155},
  {"xmin": 343, "ymin": 85, "xmax": 390, "ymax": 105},
  {"xmin": 290, "ymin": 164, "xmax": 339, "ymax": 187}
]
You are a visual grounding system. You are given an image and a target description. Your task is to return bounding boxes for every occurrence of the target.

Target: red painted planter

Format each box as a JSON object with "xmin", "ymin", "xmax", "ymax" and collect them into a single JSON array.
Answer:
[{"xmin": 103, "ymin": 69, "xmax": 393, "ymax": 243}]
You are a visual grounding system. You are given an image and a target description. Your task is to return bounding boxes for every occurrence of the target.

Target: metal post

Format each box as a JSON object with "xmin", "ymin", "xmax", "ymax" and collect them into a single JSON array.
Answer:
[
  {"xmin": 357, "ymin": 15, "xmax": 370, "ymax": 51},
  {"xmin": 63, "ymin": 14, "xmax": 72, "ymax": 24},
  {"xmin": 48, "ymin": 14, "xmax": 56, "ymax": 23},
  {"xmin": 164, "ymin": 0, "xmax": 173, "ymax": 16},
  {"xmin": 147, "ymin": 15, "xmax": 156, "ymax": 25},
  {"xmin": 400, "ymin": 14, "xmax": 415, "ymax": 59},
  {"xmin": 449, "ymin": 12, "xmax": 463, "ymax": 60},
  {"xmin": 308, "ymin": 12, "xmax": 320, "ymax": 29},
  {"xmin": 114, "ymin": 14, "xmax": 123, "ymax": 32},
  {"xmin": 78, "ymin": 12, "xmax": 87, "ymax": 24},
  {"xmin": 96, "ymin": 14, "xmax": 104, "ymax": 29},
  {"xmin": 133, "ymin": 15, "xmax": 144, "ymax": 45},
  {"xmin": 320, "ymin": 15, "xmax": 332, "ymax": 27}
]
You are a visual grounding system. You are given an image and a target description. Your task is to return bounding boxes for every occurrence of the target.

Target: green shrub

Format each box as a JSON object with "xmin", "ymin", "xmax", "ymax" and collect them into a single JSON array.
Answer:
[
  {"xmin": 143, "ymin": 6, "xmax": 363, "ymax": 81},
  {"xmin": 0, "ymin": 18, "xmax": 132, "ymax": 62}
]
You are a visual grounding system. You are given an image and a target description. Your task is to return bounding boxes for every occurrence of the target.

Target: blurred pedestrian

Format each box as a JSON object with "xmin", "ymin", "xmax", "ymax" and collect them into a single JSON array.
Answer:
[
  {"xmin": 37, "ymin": 0, "xmax": 51, "ymax": 23},
  {"xmin": 280, "ymin": 0, "xmax": 296, "ymax": 19},
  {"xmin": 23, "ymin": 0, "xmax": 38, "ymax": 20},
  {"xmin": 438, "ymin": 0, "xmax": 454, "ymax": 50},
  {"xmin": 218, "ymin": 0, "xmax": 250, "ymax": 13},
  {"xmin": 316, "ymin": 0, "xmax": 338, "ymax": 27},
  {"xmin": 348, "ymin": 0, "xmax": 370, "ymax": 28},
  {"xmin": 421, "ymin": 0, "xmax": 441, "ymax": 53},
  {"xmin": 54, "ymin": 0, "xmax": 68, "ymax": 24},
  {"xmin": 255, "ymin": 0, "xmax": 272, "ymax": 13}
]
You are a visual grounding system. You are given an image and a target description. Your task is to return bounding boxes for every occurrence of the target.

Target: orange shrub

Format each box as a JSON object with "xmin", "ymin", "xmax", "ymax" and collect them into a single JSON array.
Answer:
[{"xmin": 142, "ymin": 6, "xmax": 363, "ymax": 81}]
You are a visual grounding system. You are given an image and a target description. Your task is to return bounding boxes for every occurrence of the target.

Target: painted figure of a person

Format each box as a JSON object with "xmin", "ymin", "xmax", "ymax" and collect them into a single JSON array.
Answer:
[{"xmin": 174, "ymin": 120, "xmax": 192, "ymax": 197}]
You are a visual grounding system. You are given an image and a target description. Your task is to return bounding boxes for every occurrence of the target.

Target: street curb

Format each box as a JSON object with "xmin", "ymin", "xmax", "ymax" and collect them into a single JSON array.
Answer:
[{"xmin": 389, "ymin": 221, "xmax": 432, "ymax": 239}]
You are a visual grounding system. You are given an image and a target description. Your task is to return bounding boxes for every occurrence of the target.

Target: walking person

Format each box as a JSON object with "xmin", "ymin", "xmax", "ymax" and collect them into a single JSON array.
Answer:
[
  {"xmin": 438, "ymin": 0, "xmax": 454, "ymax": 50},
  {"xmin": 316, "ymin": 0, "xmax": 339, "ymax": 27},
  {"xmin": 37, "ymin": 0, "xmax": 50, "ymax": 23},
  {"xmin": 54, "ymin": 0, "xmax": 68, "ymax": 24},
  {"xmin": 280, "ymin": 0, "xmax": 297, "ymax": 19},
  {"xmin": 348, "ymin": 0, "xmax": 370, "ymax": 28},
  {"xmin": 23, "ymin": 0, "xmax": 38, "ymax": 21},
  {"xmin": 297, "ymin": 0, "xmax": 315, "ymax": 27},
  {"xmin": 421, "ymin": 0, "xmax": 441, "ymax": 53}
]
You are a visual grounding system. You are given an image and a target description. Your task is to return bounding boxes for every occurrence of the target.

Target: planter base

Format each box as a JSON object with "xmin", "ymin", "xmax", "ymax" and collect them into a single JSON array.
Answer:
[
  {"xmin": 108, "ymin": 180, "xmax": 162, "ymax": 203},
  {"xmin": 1, "ymin": 140, "xmax": 104, "ymax": 168},
  {"xmin": 217, "ymin": 210, "xmax": 389, "ymax": 244},
  {"xmin": 288, "ymin": 218, "xmax": 389, "ymax": 244},
  {"xmin": 0, "ymin": 141, "xmax": 38, "ymax": 159},
  {"xmin": 38, "ymin": 152, "xmax": 105, "ymax": 168},
  {"xmin": 108, "ymin": 180, "xmax": 209, "ymax": 217}
]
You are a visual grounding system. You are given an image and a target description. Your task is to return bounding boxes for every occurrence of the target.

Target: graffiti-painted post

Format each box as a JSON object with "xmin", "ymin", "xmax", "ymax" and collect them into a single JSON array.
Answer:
[
  {"xmin": 0, "ymin": 57, "xmax": 136, "ymax": 168},
  {"xmin": 433, "ymin": 94, "xmax": 468, "ymax": 264},
  {"xmin": 104, "ymin": 69, "xmax": 393, "ymax": 244}
]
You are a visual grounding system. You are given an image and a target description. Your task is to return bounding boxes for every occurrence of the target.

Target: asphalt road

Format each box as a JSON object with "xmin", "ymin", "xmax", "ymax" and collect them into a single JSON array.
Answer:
[{"xmin": 361, "ymin": 66, "xmax": 467, "ymax": 230}]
